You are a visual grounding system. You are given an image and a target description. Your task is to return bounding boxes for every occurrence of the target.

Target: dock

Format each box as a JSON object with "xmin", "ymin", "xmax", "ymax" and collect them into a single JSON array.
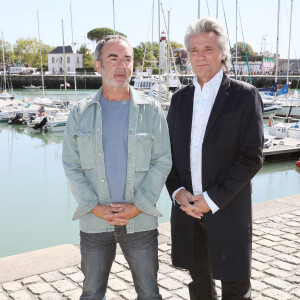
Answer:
[
  {"xmin": 0, "ymin": 195, "xmax": 299, "ymax": 299},
  {"xmin": 264, "ymin": 135, "xmax": 300, "ymax": 161}
]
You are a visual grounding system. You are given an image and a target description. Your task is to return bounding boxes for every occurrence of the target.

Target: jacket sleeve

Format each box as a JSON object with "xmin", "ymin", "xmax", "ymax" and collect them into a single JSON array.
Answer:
[
  {"xmin": 133, "ymin": 102, "xmax": 172, "ymax": 216},
  {"xmin": 165, "ymin": 95, "xmax": 185, "ymax": 199},
  {"xmin": 207, "ymin": 87, "xmax": 264, "ymax": 209},
  {"xmin": 62, "ymin": 107, "xmax": 99, "ymax": 220}
]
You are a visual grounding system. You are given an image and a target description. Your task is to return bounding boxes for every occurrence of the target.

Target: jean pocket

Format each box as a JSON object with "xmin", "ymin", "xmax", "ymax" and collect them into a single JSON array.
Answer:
[
  {"xmin": 74, "ymin": 131, "xmax": 95, "ymax": 169},
  {"xmin": 135, "ymin": 133, "xmax": 154, "ymax": 171}
]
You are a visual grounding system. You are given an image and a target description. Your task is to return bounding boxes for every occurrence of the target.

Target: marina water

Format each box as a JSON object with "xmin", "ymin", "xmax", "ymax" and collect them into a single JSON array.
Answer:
[{"xmin": 1, "ymin": 89, "xmax": 300, "ymax": 258}]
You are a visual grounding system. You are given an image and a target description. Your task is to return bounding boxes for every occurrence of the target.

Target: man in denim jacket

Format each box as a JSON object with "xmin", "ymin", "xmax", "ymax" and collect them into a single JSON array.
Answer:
[{"xmin": 62, "ymin": 35, "xmax": 171, "ymax": 300}]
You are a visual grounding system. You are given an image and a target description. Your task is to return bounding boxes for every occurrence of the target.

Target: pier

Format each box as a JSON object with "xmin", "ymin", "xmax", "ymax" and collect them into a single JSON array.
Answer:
[
  {"xmin": 264, "ymin": 135, "xmax": 300, "ymax": 161},
  {"xmin": 0, "ymin": 195, "xmax": 299, "ymax": 299}
]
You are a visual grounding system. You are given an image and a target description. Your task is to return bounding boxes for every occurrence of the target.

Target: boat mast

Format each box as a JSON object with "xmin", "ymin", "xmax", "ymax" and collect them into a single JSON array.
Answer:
[
  {"xmin": 62, "ymin": 20, "xmax": 67, "ymax": 104},
  {"xmin": 235, "ymin": 0, "xmax": 238, "ymax": 80},
  {"xmin": 158, "ymin": 0, "xmax": 161, "ymax": 101},
  {"xmin": 113, "ymin": 0, "xmax": 116, "ymax": 35},
  {"xmin": 275, "ymin": 0, "xmax": 280, "ymax": 88},
  {"xmin": 287, "ymin": 0, "xmax": 293, "ymax": 89},
  {"xmin": 151, "ymin": 0, "xmax": 154, "ymax": 74},
  {"xmin": 198, "ymin": 0, "xmax": 200, "ymax": 18},
  {"xmin": 166, "ymin": 10, "xmax": 170, "ymax": 101},
  {"xmin": 37, "ymin": 11, "xmax": 45, "ymax": 98},
  {"xmin": 70, "ymin": 3, "xmax": 77, "ymax": 101},
  {"xmin": 161, "ymin": 5, "xmax": 182, "ymax": 90},
  {"xmin": 1, "ymin": 30, "xmax": 7, "ymax": 93},
  {"xmin": 216, "ymin": 0, "xmax": 218, "ymax": 18}
]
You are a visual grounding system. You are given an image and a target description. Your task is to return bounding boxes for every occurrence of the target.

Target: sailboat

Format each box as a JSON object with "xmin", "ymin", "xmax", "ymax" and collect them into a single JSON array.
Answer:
[
  {"xmin": 24, "ymin": 12, "xmax": 54, "ymax": 103},
  {"xmin": 133, "ymin": 1, "xmax": 181, "ymax": 105},
  {"xmin": 259, "ymin": 0, "xmax": 300, "ymax": 117},
  {"xmin": 0, "ymin": 31, "xmax": 14, "ymax": 100}
]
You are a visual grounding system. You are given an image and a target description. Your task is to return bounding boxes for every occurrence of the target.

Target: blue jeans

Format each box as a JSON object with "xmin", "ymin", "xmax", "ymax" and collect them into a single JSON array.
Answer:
[{"xmin": 80, "ymin": 227, "xmax": 162, "ymax": 300}]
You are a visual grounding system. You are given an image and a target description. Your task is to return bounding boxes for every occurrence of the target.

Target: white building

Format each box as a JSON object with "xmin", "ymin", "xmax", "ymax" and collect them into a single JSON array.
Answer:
[{"xmin": 47, "ymin": 46, "xmax": 83, "ymax": 74}]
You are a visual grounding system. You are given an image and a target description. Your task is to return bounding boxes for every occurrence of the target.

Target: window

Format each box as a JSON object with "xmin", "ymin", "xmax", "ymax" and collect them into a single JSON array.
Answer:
[
  {"xmin": 52, "ymin": 57, "xmax": 55, "ymax": 63},
  {"xmin": 67, "ymin": 67, "xmax": 70, "ymax": 72},
  {"xmin": 59, "ymin": 57, "xmax": 62, "ymax": 63},
  {"xmin": 77, "ymin": 57, "xmax": 79, "ymax": 64},
  {"xmin": 67, "ymin": 57, "xmax": 70, "ymax": 63}
]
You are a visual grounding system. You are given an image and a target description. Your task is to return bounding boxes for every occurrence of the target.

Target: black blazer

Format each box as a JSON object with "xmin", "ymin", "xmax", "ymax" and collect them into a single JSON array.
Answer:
[{"xmin": 166, "ymin": 74, "xmax": 264, "ymax": 281}]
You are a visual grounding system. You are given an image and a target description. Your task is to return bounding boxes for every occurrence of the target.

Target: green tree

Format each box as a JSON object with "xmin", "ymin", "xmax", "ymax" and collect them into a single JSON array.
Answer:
[
  {"xmin": 231, "ymin": 42, "xmax": 257, "ymax": 56},
  {"xmin": 133, "ymin": 47, "xmax": 144, "ymax": 68},
  {"xmin": 33, "ymin": 42, "xmax": 53, "ymax": 70},
  {"xmin": 134, "ymin": 40, "xmax": 182, "ymax": 70},
  {"xmin": 78, "ymin": 44, "xmax": 94, "ymax": 69},
  {"xmin": 136, "ymin": 41, "xmax": 183, "ymax": 62},
  {"xmin": 170, "ymin": 41, "xmax": 184, "ymax": 50},
  {"xmin": 143, "ymin": 52, "xmax": 157, "ymax": 69},
  {"xmin": 87, "ymin": 27, "xmax": 126, "ymax": 43},
  {"xmin": 0, "ymin": 40, "xmax": 14, "ymax": 69},
  {"xmin": 13, "ymin": 38, "xmax": 54, "ymax": 68},
  {"xmin": 137, "ymin": 42, "xmax": 159, "ymax": 59}
]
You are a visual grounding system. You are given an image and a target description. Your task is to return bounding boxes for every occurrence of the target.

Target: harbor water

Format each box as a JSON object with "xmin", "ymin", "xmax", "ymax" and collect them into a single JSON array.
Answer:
[{"xmin": 1, "ymin": 89, "xmax": 300, "ymax": 258}]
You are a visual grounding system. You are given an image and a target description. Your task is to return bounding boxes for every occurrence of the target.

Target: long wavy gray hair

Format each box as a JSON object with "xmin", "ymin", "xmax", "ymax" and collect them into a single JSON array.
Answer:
[{"xmin": 184, "ymin": 17, "xmax": 232, "ymax": 73}]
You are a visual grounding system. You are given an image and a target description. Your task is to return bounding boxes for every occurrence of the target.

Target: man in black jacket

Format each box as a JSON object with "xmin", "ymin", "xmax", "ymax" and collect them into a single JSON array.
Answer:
[{"xmin": 166, "ymin": 17, "xmax": 264, "ymax": 300}]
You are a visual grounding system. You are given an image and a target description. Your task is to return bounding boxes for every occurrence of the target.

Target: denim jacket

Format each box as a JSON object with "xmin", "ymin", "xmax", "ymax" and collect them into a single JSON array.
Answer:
[{"xmin": 62, "ymin": 87, "xmax": 172, "ymax": 233}]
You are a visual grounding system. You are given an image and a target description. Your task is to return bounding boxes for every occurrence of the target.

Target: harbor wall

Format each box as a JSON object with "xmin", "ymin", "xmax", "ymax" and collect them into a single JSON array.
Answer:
[
  {"xmin": 0, "ymin": 75, "xmax": 102, "ymax": 90},
  {"xmin": 1, "ymin": 74, "xmax": 300, "ymax": 89}
]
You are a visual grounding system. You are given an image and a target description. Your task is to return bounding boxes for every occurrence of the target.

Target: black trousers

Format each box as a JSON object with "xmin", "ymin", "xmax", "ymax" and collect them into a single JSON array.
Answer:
[{"xmin": 188, "ymin": 218, "xmax": 252, "ymax": 300}]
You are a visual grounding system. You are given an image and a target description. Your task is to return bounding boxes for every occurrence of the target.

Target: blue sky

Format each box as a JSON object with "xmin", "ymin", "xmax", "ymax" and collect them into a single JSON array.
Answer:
[{"xmin": 1, "ymin": 0, "xmax": 300, "ymax": 59}]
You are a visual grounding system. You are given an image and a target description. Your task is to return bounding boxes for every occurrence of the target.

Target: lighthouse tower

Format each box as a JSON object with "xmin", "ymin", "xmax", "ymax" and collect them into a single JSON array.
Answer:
[{"xmin": 159, "ymin": 31, "xmax": 168, "ymax": 73}]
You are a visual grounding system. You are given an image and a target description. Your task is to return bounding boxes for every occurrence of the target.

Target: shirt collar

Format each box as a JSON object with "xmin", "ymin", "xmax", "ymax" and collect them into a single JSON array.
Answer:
[
  {"xmin": 87, "ymin": 86, "xmax": 150, "ymax": 107},
  {"xmin": 192, "ymin": 69, "xmax": 223, "ymax": 92}
]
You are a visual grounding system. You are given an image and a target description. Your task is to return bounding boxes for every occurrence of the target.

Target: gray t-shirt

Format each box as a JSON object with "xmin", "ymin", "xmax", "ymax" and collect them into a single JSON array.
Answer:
[{"xmin": 100, "ymin": 95, "xmax": 130, "ymax": 203}]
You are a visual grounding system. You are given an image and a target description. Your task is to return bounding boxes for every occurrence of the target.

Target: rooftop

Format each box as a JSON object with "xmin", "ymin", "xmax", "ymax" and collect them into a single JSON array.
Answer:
[{"xmin": 49, "ymin": 46, "xmax": 73, "ymax": 54}]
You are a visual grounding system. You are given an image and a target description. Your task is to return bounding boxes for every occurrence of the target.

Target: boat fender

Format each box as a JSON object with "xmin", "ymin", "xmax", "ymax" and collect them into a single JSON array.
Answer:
[
  {"xmin": 16, "ymin": 112, "xmax": 23, "ymax": 119},
  {"xmin": 296, "ymin": 160, "xmax": 300, "ymax": 168},
  {"xmin": 269, "ymin": 117, "xmax": 272, "ymax": 127}
]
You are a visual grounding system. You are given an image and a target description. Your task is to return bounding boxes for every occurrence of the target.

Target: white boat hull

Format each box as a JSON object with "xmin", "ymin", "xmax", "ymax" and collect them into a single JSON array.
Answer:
[
  {"xmin": 44, "ymin": 121, "xmax": 66, "ymax": 132},
  {"xmin": 276, "ymin": 105, "xmax": 300, "ymax": 118},
  {"xmin": 287, "ymin": 127, "xmax": 300, "ymax": 139},
  {"xmin": 23, "ymin": 86, "xmax": 41, "ymax": 89}
]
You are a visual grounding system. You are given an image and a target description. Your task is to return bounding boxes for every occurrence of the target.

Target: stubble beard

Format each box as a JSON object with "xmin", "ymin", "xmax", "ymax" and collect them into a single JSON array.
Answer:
[{"xmin": 101, "ymin": 66, "xmax": 132, "ymax": 88}]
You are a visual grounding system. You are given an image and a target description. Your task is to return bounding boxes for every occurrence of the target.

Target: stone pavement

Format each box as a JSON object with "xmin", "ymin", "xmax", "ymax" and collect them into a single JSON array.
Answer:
[{"xmin": 0, "ymin": 194, "xmax": 299, "ymax": 300}]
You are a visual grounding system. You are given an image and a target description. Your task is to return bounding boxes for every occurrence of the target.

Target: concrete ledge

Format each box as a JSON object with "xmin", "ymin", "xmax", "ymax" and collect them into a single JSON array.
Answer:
[
  {"xmin": 0, "ymin": 194, "xmax": 299, "ymax": 284},
  {"xmin": 0, "ymin": 244, "xmax": 80, "ymax": 283},
  {"xmin": 253, "ymin": 194, "xmax": 300, "ymax": 220}
]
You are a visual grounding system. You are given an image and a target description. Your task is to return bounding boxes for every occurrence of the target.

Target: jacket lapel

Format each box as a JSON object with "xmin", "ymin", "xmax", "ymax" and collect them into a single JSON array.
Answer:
[
  {"xmin": 180, "ymin": 84, "xmax": 194, "ymax": 178},
  {"xmin": 203, "ymin": 74, "xmax": 231, "ymax": 144},
  {"xmin": 183, "ymin": 84, "xmax": 195, "ymax": 148}
]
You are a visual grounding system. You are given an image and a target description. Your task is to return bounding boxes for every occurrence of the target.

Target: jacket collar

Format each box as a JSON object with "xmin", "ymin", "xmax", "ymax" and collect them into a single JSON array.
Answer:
[{"xmin": 86, "ymin": 86, "xmax": 150, "ymax": 106}]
